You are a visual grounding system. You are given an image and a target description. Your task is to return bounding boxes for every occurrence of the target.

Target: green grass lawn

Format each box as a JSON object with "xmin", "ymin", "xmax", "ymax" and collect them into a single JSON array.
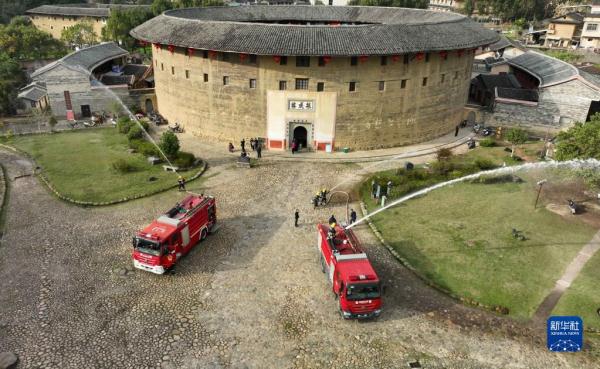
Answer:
[
  {"xmin": 363, "ymin": 179, "xmax": 596, "ymax": 319},
  {"xmin": 5, "ymin": 128, "xmax": 191, "ymax": 203},
  {"xmin": 460, "ymin": 141, "xmax": 545, "ymax": 166},
  {"xmin": 553, "ymin": 251, "xmax": 600, "ymax": 331}
]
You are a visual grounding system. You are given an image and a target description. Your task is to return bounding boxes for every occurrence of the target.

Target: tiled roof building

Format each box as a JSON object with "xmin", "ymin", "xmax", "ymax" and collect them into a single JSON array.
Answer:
[{"xmin": 130, "ymin": 6, "xmax": 498, "ymax": 151}]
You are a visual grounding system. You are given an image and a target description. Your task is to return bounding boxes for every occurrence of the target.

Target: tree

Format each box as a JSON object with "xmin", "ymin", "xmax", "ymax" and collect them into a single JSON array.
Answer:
[
  {"xmin": 0, "ymin": 17, "xmax": 67, "ymax": 60},
  {"xmin": 555, "ymin": 115, "xmax": 600, "ymax": 161},
  {"xmin": 61, "ymin": 22, "xmax": 98, "ymax": 49},
  {"xmin": 48, "ymin": 116, "xmax": 58, "ymax": 132},
  {"xmin": 464, "ymin": 0, "xmax": 474, "ymax": 16},
  {"xmin": 108, "ymin": 100, "xmax": 124, "ymax": 119},
  {"xmin": 0, "ymin": 52, "xmax": 25, "ymax": 116},
  {"xmin": 159, "ymin": 131, "xmax": 180, "ymax": 159},
  {"xmin": 101, "ymin": 8, "xmax": 154, "ymax": 50},
  {"xmin": 505, "ymin": 128, "xmax": 528, "ymax": 158},
  {"xmin": 436, "ymin": 147, "xmax": 453, "ymax": 161},
  {"xmin": 151, "ymin": 0, "xmax": 173, "ymax": 15}
]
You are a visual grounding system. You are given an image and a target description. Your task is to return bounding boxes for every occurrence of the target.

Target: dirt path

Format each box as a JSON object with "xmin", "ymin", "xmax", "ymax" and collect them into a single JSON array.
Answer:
[
  {"xmin": 533, "ymin": 230, "xmax": 600, "ymax": 322},
  {"xmin": 0, "ymin": 146, "xmax": 596, "ymax": 369}
]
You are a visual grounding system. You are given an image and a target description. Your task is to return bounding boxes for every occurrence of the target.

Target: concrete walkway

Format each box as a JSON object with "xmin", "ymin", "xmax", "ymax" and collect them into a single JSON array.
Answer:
[
  {"xmin": 533, "ymin": 230, "xmax": 600, "ymax": 322},
  {"xmin": 175, "ymin": 127, "xmax": 474, "ymax": 164}
]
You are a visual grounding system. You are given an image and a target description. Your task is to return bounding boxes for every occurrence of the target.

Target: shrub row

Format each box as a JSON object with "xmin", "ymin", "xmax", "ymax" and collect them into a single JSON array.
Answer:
[{"xmin": 367, "ymin": 157, "xmax": 500, "ymax": 201}]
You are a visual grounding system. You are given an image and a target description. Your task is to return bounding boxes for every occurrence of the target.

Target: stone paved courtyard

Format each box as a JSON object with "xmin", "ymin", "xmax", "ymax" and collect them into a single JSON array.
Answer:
[{"xmin": 0, "ymin": 141, "xmax": 597, "ymax": 369}]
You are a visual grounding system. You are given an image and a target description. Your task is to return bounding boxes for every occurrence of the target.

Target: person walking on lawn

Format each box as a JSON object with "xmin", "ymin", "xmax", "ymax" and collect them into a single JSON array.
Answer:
[{"xmin": 294, "ymin": 209, "xmax": 300, "ymax": 227}]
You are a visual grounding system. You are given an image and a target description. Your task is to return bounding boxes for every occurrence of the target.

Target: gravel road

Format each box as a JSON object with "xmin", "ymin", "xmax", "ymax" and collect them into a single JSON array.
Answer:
[{"xmin": 0, "ymin": 145, "xmax": 596, "ymax": 369}]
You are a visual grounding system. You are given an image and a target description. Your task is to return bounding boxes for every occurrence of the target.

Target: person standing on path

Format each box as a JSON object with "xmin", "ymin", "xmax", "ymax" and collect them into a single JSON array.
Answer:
[
  {"xmin": 241, "ymin": 138, "xmax": 246, "ymax": 151},
  {"xmin": 250, "ymin": 138, "xmax": 255, "ymax": 151},
  {"xmin": 455, "ymin": 125, "xmax": 459, "ymax": 137},
  {"xmin": 350, "ymin": 209, "xmax": 357, "ymax": 224},
  {"xmin": 257, "ymin": 143, "xmax": 262, "ymax": 158},
  {"xmin": 177, "ymin": 176, "xmax": 186, "ymax": 191},
  {"xmin": 294, "ymin": 209, "xmax": 300, "ymax": 227},
  {"xmin": 371, "ymin": 180, "xmax": 377, "ymax": 199}
]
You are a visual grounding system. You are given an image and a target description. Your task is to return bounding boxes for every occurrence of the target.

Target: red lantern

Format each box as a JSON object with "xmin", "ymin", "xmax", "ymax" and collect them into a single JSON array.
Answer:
[
  {"xmin": 139, "ymin": 40, "xmax": 147, "ymax": 47},
  {"xmin": 187, "ymin": 48, "xmax": 194, "ymax": 57},
  {"xmin": 273, "ymin": 55, "xmax": 281, "ymax": 64},
  {"xmin": 322, "ymin": 55, "xmax": 332, "ymax": 64},
  {"xmin": 359, "ymin": 55, "xmax": 368, "ymax": 63},
  {"xmin": 209, "ymin": 50, "xmax": 217, "ymax": 59},
  {"xmin": 415, "ymin": 52, "xmax": 424, "ymax": 61},
  {"xmin": 457, "ymin": 49, "xmax": 464, "ymax": 57},
  {"xmin": 153, "ymin": 43, "xmax": 161, "ymax": 50},
  {"xmin": 392, "ymin": 55, "xmax": 400, "ymax": 63},
  {"xmin": 329, "ymin": 21, "xmax": 341, "ymax": 27},
  {"xmin": 439, "ymin": 50, "xmax": 448, "ymax": 59},
  {"xmin": 167, "ymin": 44, "xmax": 175, "ymax": 54},
  {"xmin": 239, "ymin": 53, "xmax": 248, "ymax": 62}
]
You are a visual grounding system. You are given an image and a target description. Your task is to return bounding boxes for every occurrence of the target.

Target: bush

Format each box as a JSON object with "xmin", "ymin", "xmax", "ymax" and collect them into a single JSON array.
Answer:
[
  {"xmin": 450, "ymin": 170, "xmax": 464, "ymax": 178},
  {"xmin": 111, "ymin": 158, "xmax": 136, "ymax": 173},
  {"xmin": 479, "ymin": 138, "xmax": 496, "ymax": 147},
  {"xmin": 135, "ymin": 119, "xmax": 149, "ymax": 132},
  {"xmin": 436, "ymin": 148, "xmax": 453, "ymax": 161},
  {"xmin": 127, "ymin": 125, "xmax": 143, "ymax": 141},
  {"xmin": 430, "ymin": 160, "xmax": 455, "ymax": 175},
  {"xmin": 48, "ymin": 116, "xmax": 58, "ymax": 130},
  {"xmin": 117, "ymin": 117, "xmax": 133, "ymax": 134},
  {"xmin": 173, "ymin": 151, "xmax": 196, "ymax": 168},
  {"xmin": 471, "ymin": 174, "xmax": 522, "ymax": 184},
  {"xmin": 129, "ymin": 139, "xmax": 159, "ymax": 157},
  {"xmin": 474, "ymin": 158, "xmax": 496, "ymax": 170},
  {"xmin": 159, "ymin": 131, "xmax": 180, "ymax": 159}
]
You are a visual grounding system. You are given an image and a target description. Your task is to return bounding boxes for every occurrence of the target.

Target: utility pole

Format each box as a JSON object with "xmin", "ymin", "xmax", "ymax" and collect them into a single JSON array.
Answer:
[{"xmin": 535, "ymin": 179, "xmax": 547, "ymax": 209}]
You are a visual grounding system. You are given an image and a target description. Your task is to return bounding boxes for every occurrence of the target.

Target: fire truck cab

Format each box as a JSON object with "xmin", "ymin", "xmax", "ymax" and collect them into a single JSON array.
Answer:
[
  {"xmin": 317, "ymin": 223, "xmax": 382, "ymax": 319},
  {"xmin": 132, "ymin": 194, "xmax": 216, "ymax": 274}
]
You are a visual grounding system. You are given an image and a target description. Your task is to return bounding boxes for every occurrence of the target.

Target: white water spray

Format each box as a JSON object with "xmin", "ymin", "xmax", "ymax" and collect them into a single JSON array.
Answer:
[
  {"xmin": 346, "ymin": 159, "xmax": 600, "ymax": 229},
  {"xmin": 68, "ymin": 62, "xmax": 180, "ymax": 174}
]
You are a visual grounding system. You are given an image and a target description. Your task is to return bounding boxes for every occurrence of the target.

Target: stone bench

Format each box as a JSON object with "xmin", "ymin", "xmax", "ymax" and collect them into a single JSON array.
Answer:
[
  {"xmin": 148, "ymin": 156, "xmax": 161, "ymax": 165},
  {"xmin": 163, "ymin": 165, "xmax": 179, "ymax": 172}
]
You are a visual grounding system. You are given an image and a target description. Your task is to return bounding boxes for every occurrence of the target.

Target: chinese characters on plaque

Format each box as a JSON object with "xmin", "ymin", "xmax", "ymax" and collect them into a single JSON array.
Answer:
[{"xmin": 288, "ymin": 100, "xmax": 315, "ymax": 111}]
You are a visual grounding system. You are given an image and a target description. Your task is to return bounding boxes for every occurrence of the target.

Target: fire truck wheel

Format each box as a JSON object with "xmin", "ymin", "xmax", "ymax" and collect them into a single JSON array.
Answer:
[
  {"xmin": 200, "ymin": 228, "xmax": 208, "ymax": 241},
  {"xmin": 338, "ymin": 303, "xmax": 350, "ymax": 320}
]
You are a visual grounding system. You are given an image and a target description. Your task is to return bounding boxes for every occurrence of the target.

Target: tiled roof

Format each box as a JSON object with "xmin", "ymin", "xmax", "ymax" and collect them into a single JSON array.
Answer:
[
  {"xmin": 496, "ymin": 87, "xmax": 538, "ymax": 102},
  {"xmin": 507, "ymin": 51, "xmax": 578, "ymax": 87},
  {"xmin": 488, "ymin": 36, "xmax": 511, "ymax": 51},
  {"xmin": 26, "ymin": 4, "xmax": 149, "ymax": 18},
  {"xmin": 18, "ymin": 82, "xmax": 47, "ymax": 101},
  {"xmin": 31, "ymin": 42, "xmax": 128, "ymax": 78},
  {"xmin": 550, "ymin": 12, "xmax": 584, "ymax": 25},
  {"xmin": 99, "ymin": 74, "xmax": 134, "ymax": 86},
  {"xmin": 121, "ymin": 64, "xmax": 149, "ymax": 79},
  {"xmin": 131, "ymin": 6, "xmax": 499, "ymax": 56},
  {"xmin": 477, "ymin": 73, "xmax": 521, "ymax": 90}
]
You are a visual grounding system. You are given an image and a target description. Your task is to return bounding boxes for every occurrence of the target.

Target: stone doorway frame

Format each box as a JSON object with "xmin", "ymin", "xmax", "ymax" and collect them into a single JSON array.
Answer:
[{"xmin": 287, "ymin": 121, "xmax": 314, "ymax": 151}]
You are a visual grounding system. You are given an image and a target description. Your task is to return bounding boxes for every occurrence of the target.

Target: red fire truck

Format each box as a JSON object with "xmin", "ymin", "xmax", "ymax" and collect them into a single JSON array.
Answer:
[
  {"xmin": 317, "ymin": 223, "xmax": 382, "ymax": 319},
  {"xmin": 132, "ymin": 194, "xmax": 216, "ymax": 274}
]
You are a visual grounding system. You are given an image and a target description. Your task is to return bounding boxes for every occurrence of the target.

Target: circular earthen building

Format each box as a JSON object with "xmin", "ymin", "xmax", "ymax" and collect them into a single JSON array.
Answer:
[{"xmin": 132, "ymin": 6, "xmax": 499, "ymax": 151}]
